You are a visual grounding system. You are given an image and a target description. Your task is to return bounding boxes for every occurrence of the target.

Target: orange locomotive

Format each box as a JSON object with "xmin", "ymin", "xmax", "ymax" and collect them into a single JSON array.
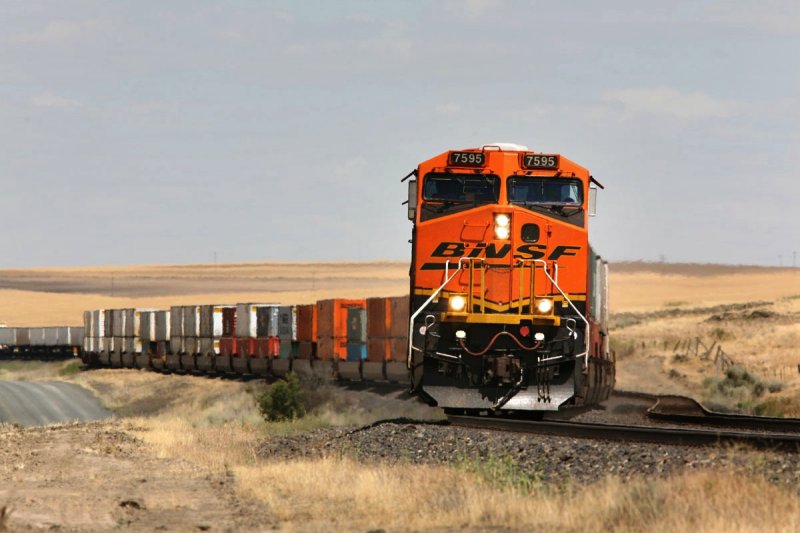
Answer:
[{"xmin": 404, "ymin": 143, "xmax": 614, "ymax": 413}]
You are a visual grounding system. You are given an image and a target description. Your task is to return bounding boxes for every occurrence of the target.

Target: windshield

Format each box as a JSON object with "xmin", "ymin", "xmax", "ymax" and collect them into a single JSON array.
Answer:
[
  {"xmin": 508, "ymin": 177, "xmax": 583, "ymax": 205},
  {"xmin": 423, "ymin": 174, "xmax": 500, "ymax": 203}
]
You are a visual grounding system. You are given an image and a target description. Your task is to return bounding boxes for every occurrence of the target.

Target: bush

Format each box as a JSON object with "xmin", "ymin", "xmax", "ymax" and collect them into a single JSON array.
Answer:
[
  {"xmin": 703, "ymin": 365, "xmax": 779, "ymax": 409},
  {"xmin": 767, "ymin": 381, "xmax": 784, "ymax": 393},
  {"xmin": 58, "ymin": 360, "xmax": 82, "ymax": 376},
  {"xmin": 257, "ymin": 373, "xmax": 307, "ymax": 421}
]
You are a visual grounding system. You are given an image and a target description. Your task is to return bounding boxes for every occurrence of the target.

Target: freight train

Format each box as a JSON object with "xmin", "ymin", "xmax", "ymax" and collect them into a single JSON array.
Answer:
[
  {"xmin": 404, "ymin": 143, "xmax": 613, "ymax": 413},
  {"xmin": 76, "ymin": 298, "xmax": 411, "ymax": 383},
  {"xmin": 0, "ymin": 326, "xmax": 83, "ymax": 358},
  {"xmin": 0, "ymin": 143, "xmax": 614, "ymax": 415}
]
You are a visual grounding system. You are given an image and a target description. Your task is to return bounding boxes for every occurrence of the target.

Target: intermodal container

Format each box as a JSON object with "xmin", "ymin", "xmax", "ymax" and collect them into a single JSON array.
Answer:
[
  {"xmin": 295, "ymin": 304, "xmax": 317, "ymax": 342},
  {"xmin": 366, "ymin": 337, "xmax": 389, "ymax": 362},
  {"xmin": 28, "ymin": 327, "xmax": 46, "ymax": 346},
  {"xmin": 182, "ymin": 305, "xmax": 200, "ymax": 337},
  {"xmin": 236, "ymin": 304, "xmax": 257, "ymax": 338},
  {"xmin": 65, "ymin": 327, "xmax": 84, "ymax": 346},
  {"xmin": 346, "ymin": 307, "xmax": 367, "ymax": 343},
  {"xmin": 15, "ymin": 327, "xmax": 30, "ymax": 346},
  {"xmin": 255, "ymin": 306, "xmax": 278, "ymax": 338},
  {"xmin": 277, "ymin": 306, "xmax": 295, "ymax": 341},
  {"xmin": 389, "ymin": 337, "xmax": 408, "ymax": 362},
  {"xmin": 236, "ymin": 303, "xmax": 277, "ymax": 338},
  {"xmin": 83, "ymin": 311, "xmax": 92, "ymax": 338},
  {"xmin": 220, "ymin": 306, "xmax": 236, "ymax": 337},
  {"xmin": 122, "ymin": 309, "xmax": 136, "ymax": 337},
  {"xmin": 317, "ymin": 299, "xmax": 366, "ymax": 340},
  {"xmin": 0, "ymin": 328, "xmax": 16, "ymax": 345},
  {"xmin": 366, "ymin": 297, "xmax": 390, "ymax": 338},
  {"xmin": 103, "ymin": 309, "xmax": 113, "ymax": 338},
  {"xmin": 346, "ymin": 342, "xmax": 367, "ymax": 361},
  {"xmin": 42, "ymin": 327, "xmax": 59, "ymax": 346},
  {"xmin": 111, "ymin": 309, "xmax": 124, "ymax": 337},
  {"xmin": 170, "ymin": 306, "xmax": 184, "ymax": 339},
  {"xmin": 155, "ymin": 310, "xmax": 170, "ymax": 341},
  {"xmin": 388, "ymin": 296, "xmax": 410, "ymax": 338}
]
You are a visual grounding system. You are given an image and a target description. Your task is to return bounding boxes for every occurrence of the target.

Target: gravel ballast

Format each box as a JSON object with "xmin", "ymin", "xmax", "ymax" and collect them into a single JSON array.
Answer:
[{"xmin": 258, "ymin": 420, "xmax": 800, "ymax": 490}]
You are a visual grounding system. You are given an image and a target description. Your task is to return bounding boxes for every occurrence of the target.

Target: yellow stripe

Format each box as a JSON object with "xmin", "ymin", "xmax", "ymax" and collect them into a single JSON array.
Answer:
[
  {"xmin": 412, "ymin": 288, "xmax": 587, "ymax": 308},
  {"xmin": 440, "ymin": 313, "xmax": 560, "ymax": 326}
]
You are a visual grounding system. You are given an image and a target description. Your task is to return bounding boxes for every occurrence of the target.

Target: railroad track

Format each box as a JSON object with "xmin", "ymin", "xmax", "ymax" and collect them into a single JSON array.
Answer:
[
  {"xmin": 448, "ymin": 392, "xmax": 800, "ymax": 452},
  {"xmin": 447, "ymin": 414, "xmax": 800, "ymax": 451}
]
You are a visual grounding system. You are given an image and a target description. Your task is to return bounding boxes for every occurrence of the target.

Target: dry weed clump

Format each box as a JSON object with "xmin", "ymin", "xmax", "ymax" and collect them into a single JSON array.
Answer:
[
  {"xmin": 233, "ymin": 459, "xmax": 800, "ymax": 532},
  {"xmin": 702, "ymin": 365, "xmax": 784, "ymax": 411}
]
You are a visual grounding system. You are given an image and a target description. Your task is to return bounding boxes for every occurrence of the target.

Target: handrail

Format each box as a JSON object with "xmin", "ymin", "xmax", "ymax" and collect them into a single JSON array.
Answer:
[
  {"xmin": 532, "ymin": 259, "xmax": 590, "ymax": 368},
  {"xmin": 407, "ymin": 257, "xmax": 591, "ymax": 370},
  {"xmin": 407, "ymin": 257, "xmax": 469, "ymax": 367}
]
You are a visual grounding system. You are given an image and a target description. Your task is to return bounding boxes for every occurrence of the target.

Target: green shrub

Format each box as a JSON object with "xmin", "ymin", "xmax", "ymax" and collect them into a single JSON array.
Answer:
[
  {"xmin": 457, "ymin": 454, "xmax": 542, "ymax": 494},
  {"xmin": 58, "ymin": 360, "xmax": 82, "ymax": 376},
  {"xmin": 704, "ymin": 365, "xmax": 778, "ymax": 409},
  {"xmin": 257, "ymin": 373, "xmax": 307, "ymax": 421}
]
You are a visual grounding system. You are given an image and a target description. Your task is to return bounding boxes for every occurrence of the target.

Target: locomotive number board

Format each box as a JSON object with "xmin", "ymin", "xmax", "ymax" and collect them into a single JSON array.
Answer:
[
  {"xmin": 521, "ymin": 153, "xmax": 560, "ymax": 170},
  {"xmin": 448, "ymin": 151, "xmax": 486, "ymax": 167}
]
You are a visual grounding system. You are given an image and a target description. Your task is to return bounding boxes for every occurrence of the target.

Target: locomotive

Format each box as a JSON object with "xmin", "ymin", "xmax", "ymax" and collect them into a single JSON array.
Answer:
[{"xmin": 404, "ymin": 143, "xmax": 614, "ymax": 413}]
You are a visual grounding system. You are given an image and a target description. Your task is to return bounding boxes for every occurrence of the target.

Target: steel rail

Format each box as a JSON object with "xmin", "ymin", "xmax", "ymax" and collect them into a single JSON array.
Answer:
[
  {"xmin": 611, "ymin": 390, "xmax": 800, "ymax": 434},
  {"xmin": 447, "ymin": 415, "xmax": 800, "ymax": 452}
]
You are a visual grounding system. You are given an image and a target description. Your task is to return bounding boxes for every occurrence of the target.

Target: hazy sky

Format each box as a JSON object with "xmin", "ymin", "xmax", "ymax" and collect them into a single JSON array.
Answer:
[{"xmin": 2, "ymin": 1, "xmax": 799, "ymax": 268}]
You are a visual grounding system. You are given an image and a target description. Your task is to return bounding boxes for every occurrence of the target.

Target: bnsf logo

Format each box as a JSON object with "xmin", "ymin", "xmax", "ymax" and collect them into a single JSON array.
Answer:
[{"xmin": 431, "ymin": 241, "xmax": 581, "ymax": 261}]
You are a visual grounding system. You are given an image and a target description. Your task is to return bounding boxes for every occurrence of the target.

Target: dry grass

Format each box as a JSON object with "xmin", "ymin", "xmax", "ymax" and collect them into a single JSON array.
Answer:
[
  {"xmin": 0, "ymin": 260, "xmax": 409, "ymax": 326},
  {"xmin": 236, "ymin": 457, "xmax": 800, "ymax": 532},
  {"xmin": 5, "ymin": 260, "xmax": 800, "ymax": 529},
  {"xmin": 612, "ymin": 296, "xmax": 800, "ymax": 414},
  {"xmin": 75, "ymin": 370, "xmax": 798, "ymax": 532},
  {"xmin": 0, "ymin": 359, "xmax": 79, "ymax": 381},
  {"xmin": 111, "ymin": 395, "xmax": 800, "ymax": 533},
  {"xmin": 609, "ymin": 270, "xmax": 800, "ymax": 312}
]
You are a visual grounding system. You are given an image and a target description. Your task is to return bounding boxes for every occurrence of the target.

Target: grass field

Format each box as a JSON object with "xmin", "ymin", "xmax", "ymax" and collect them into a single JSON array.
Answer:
[
  {"xmin": 1, "ymin": 260, "xmax": 797, "ymax": 325},
  {"xmin": 2, "ymin": 259, "xmax": 799, "ymax": 530}
]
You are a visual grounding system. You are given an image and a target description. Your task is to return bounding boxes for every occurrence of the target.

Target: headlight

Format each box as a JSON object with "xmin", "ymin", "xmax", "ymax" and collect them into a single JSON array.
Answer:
[
  {"xmin": 494, "ymin": 213, "xmax": 511, "ymax": 240},
  {"xmin": 449, "ymin": 295, "xmax": 467, "ymax": 312},
  {"xmin": 494, "ymin": 213, "xmax": 510, "ymax": 227},
  {"xmin": 536, "ymin": 298, "xmax": 553, "ymax": 314}
]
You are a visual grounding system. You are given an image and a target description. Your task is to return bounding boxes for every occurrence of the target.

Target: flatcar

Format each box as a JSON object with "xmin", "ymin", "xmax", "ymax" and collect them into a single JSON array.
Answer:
[{"xmin": 404, "ymin": 143, "xmax": 613, "ymax": 413}]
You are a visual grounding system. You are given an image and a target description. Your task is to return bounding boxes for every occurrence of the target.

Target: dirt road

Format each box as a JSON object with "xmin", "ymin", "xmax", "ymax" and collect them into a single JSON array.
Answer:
[
  {"xmin": 0, "ymin": 381, "xmax": 111, "ymax": 426},
  {"xmin": 0, "ymin": 422, "xmax": 264, "ymax": 531}
]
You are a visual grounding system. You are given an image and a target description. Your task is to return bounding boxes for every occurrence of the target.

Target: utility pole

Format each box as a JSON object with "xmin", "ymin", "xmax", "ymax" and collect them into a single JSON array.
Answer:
[
  {"xmin": 793, "ymin": 251, "xmax": 797, "ymax": 268},
  {"xmin": 111, "ymin": 274, "xmax": 115, "ymax": 297},
  {"xmin": 779, "ymin": 255, "xmax": 783, "ymax": 267}
]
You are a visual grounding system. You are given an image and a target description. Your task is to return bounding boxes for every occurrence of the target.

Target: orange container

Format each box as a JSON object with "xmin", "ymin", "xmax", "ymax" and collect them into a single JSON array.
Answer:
[
  {"xmin": 389, "ymin": 337, "xmax": 409, "ymax": 362},
  {"xmin": 317, "ymin": 299, "xmax": 366, "ymax": 339},
  {"xmin": 367, "ymin": 297, "xmax": 390, "ymax": 338},
  {"xmin": 367, "ymin": 337, "xmax": 389, "ymax": 362},
  {"xmin": 296, "ymin": 341, "xmax": 314, "ymax": 359},
  {"xmin": 388, "ymin": 296, "xmax": 410, "ymax": 338},
  {"xmin": 296, "ymin": 304, "xmax": 317, "ymax": 342}
]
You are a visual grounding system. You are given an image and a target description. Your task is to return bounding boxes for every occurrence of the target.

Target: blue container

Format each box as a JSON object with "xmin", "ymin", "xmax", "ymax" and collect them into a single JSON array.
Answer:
[{"xmin": 346, "ymin": 342, "xmax": 367, "ymax": 361}]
